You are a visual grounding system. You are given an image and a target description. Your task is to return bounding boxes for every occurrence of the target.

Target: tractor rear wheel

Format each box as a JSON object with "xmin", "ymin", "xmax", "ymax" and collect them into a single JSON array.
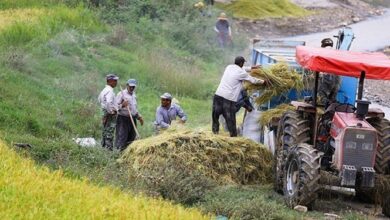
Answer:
[
  {"xmin": 283, "ymin": 143, "xmax": 321, "ymax": 209},
  {"xmin": 274, "ymin": 110, "xmax": 311, "ymax": 193},
  {"xmin": 367, "ymin": 117, "xmax": 390, "ymax": 174}
]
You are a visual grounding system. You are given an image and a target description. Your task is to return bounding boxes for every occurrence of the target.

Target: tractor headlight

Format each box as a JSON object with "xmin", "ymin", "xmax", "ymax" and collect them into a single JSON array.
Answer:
[
  {"xmin": 362, "ymin": 143, "xmax": 374, "ymax": 151},
  {"xmin": 346, "ymin": 141, "xmax": 357, "ymax": 149}
]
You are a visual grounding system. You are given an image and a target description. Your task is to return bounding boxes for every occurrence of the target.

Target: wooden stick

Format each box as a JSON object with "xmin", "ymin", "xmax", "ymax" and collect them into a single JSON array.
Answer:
[{"xmin": 120, "ymin": 85, "xmax": 140, "ymax": 139}]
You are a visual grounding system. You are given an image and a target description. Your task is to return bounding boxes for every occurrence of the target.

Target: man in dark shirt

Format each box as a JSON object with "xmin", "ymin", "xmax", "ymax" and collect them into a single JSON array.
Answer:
[{"xmin": 318, "ymin": 38, "xmax": 341, "ymax": 108}]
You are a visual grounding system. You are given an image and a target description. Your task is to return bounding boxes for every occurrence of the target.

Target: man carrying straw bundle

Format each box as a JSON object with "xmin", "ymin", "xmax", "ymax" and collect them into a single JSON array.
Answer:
[
  {"xmin": 115, "ymin": 79, "xmax": 144, "ymax": 151},
  {"xmin": 212, "ymin": 56, "xmax": 265, "ymax": 137}
]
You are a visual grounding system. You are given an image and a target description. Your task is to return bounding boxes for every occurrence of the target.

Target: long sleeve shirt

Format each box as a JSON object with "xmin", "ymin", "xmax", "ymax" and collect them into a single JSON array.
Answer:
[
  {"xmin": 154, "ymin": 104, "xmax": 187, "ymax": 128},
  {"xmin": 116, "ymin": 89, "xmax": 139, "ymax": 117},
  {"xmin": 98, "ymin": 85, "xmax": 116, "ymax": 114},
  {"xmin": 215, "ymin": 64, "xmax": 263, "ymax": 102}
]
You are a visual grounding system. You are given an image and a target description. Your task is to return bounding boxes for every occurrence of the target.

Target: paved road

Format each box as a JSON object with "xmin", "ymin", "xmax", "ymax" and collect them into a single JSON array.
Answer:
[{"xmin": 282, "ymin": 9, "xmax": 390, "ymax": 52}]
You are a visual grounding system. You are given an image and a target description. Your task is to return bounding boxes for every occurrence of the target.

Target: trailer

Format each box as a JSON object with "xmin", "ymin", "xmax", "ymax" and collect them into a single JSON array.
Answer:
[{"xmin": 243, "ymin": 27, "xmax": 356, "ymax": 154}]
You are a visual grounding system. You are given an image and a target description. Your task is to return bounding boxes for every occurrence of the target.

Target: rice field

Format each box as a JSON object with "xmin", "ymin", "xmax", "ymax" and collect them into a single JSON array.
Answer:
[{"xmin": 0, "ymin": 140, "xmax": 210, "ymax": 219}]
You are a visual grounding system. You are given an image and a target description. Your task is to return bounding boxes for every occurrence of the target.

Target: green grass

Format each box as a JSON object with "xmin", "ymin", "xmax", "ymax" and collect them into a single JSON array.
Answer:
[
  {"xmin": 0, "ymin": 5, "xmax": 103, "ymax": 46},
  {"xmin": 217, "ymin": 0, "xmax": 310, "ymax": 20}
]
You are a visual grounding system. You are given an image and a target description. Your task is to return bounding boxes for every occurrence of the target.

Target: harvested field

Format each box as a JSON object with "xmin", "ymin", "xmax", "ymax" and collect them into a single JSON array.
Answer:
[{"xmin": 121, "ymin": 130, "xmax": 273, "ymax": 185}]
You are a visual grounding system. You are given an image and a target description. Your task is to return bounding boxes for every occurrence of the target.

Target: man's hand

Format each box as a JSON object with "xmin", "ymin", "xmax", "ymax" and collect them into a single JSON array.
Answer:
[
  {"xmin": 178, "ymin": 119, "xmax": 186, "ymax": 124},
  {"xmin": 251, "ymin": 65, "xmax": 262, "ymax": 70},
  {"xmin": 262, "ymin": 79, "xmax": 271, "ymax": 86},
  {"xmin": 121, "ymin": 100, "xmax": 128, "ymax": 108},
  {"xmin": 138, "ymin": 116, "xmax": 144, "ymax": 126}
]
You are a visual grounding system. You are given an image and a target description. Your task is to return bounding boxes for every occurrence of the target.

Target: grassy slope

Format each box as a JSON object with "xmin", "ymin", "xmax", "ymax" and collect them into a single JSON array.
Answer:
[
  {"xmin": 0, "ymin": 140, "xmax": 209, "ymax": 219},
  {"xmin": 217, "ymin": 0, "xmax": 309, "ymax": 19}
]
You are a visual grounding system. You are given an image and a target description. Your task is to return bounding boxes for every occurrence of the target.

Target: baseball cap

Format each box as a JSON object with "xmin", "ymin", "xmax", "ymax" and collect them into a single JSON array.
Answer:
[
  {"xmin": 127, "ymin": 79, "xmax": 137, "ymax": 87},
  {"xmin": 106, "ymin": 73, "xmax": 119, "ymax": 81},
  {"xmin": 160, "ymin": 92, "xmax": 172, "ymax": 100}
]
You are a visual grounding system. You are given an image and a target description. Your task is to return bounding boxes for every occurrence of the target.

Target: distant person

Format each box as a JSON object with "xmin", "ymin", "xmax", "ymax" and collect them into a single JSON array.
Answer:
[
  {"xmin": 214, "ymin": 12, "xmax": 232, "ymax": 48},
  {"xmin": 115, "ymin": 79, "xmax": 144, "ymax": 151},
  {"xmin": 205, "ymin": 0, "xmax": 214, "ymax": 5},
  {"xmin": 98, "ymin": 73, "xmax": 119, "ymax": 150},
  {"xmin": 318, "ymin": 38, "xmax": 341, "ymax": 108},
  {"xmin": 154, "ymin": 93, "xmax": 187, "ymax": 132},
  {"xmin": 212, "ymin": 56, "xmax": 265, "ymax": 137},
  {"xmin": 194, "ymin": 1, "xmax": 206, "ymax": 16}
]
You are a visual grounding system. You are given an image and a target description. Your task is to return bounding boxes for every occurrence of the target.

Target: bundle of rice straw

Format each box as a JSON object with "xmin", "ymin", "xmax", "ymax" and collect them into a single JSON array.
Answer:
[
  {"xmin": 244, "ymin": 63, "xmax": 304, "ymax": 105},
  {"xmin": 121, "ymin": 129, "xmax": 273, "ymax": 185},
  {"xmin": 259, "ymin": 104, "xmax": 295, "ymax": 126}
]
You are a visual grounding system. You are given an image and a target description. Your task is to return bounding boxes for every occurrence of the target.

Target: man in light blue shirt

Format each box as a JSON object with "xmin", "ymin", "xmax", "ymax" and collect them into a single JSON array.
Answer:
[{"xmin": 154, "ymin": 93, "xmax": 187, "ymax": 131}]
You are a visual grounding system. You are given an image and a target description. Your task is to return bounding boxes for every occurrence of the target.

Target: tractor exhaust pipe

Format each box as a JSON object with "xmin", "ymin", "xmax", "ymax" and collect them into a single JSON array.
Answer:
[
  {"xmin": 356, "ymin": 100, "xmax": 371, "ymax": 120},
  {"xmin": 356, "ymin": 71, "xmax": 370, "ymax": 120}
]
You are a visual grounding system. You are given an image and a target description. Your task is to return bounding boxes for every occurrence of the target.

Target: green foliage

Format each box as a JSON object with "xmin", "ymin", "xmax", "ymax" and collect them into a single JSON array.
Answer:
[{"xmin": 217, "ymin": 0, "xmax": 309, "ymax": 20}]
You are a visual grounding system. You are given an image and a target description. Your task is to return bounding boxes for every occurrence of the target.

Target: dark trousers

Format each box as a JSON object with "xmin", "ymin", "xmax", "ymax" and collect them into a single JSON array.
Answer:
[
  {"xmin": 212, "ymin": 95, "xmax": 237, "ymax": 137},
  {"xmin": 115, "ymin": 115, "xmax": 137, "ymax": 151}
]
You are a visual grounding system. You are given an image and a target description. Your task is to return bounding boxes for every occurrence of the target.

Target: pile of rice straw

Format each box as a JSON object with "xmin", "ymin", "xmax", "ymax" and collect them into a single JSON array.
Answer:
[
  {"xmin": 121, "ymin": 130, "xmax": 273, "ymax": 185},
  {"xmin": 259, "ymin": 104, "xmax": 295, "ymax": 126},
  {"xmin": 244, "ymin": 63, "xmax": 304, "ymax": 105}
]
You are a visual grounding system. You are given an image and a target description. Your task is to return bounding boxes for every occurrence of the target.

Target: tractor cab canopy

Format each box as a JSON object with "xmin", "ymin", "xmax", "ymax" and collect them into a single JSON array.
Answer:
[{"xmin": 296, "ymin": 46, "xmax": 390, "ymax": 80}]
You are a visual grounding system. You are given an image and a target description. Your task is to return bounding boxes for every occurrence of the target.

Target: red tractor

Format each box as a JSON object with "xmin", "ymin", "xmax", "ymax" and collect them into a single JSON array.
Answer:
[{"xmin": 274, "ymin": 46, "xmax": 390, "ymax": 216}]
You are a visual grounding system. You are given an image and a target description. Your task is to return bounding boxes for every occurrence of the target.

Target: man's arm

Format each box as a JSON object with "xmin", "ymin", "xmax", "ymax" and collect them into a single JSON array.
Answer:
[
  {"xmin": 176, "ymin": 105, "xmax": 187, "ymax": 122},
  {"xmin": 106, "ymin": 91, "xmax": 117, "ymax": 114},
  {"xmin": 156, "ymin": 108, "xmax": 170, "ymax": 128},
  {"xmin": 238, "ymin": 70, "xmax": 264, "ymax": 84}
]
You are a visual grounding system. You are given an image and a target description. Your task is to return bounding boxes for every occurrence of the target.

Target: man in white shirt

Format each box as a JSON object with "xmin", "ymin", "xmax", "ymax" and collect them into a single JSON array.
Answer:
[
  {"xmin": 212, "ymin": 56, "xmax": 264, "ymax": 137},
  {"xmin": 115, "ymin": 79, "xmax": 144, "ymax": 151},
  {"xmin": 98, "ymin": 73, "xmax": 118, "ymax": 150}
]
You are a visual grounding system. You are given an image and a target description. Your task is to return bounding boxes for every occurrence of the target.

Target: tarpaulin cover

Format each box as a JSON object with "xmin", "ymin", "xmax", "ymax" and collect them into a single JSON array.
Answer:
[{"xmin": 296, "ymin": 46, "xmax": 390, "ymax": 80}]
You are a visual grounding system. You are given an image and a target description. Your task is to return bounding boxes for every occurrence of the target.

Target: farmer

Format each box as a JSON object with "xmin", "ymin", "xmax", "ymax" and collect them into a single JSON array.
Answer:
[
  {"xmin": 214, "ymin": 12, "xmax": 232, "ymax": 48},
  {"xmin": 318, "ymin": 38, "xmax": 341, "ymax": 108},
  {"xmin": 212, "ymin": 56, "xmax": 264, "ymax": 137},
  {"xmin": 205, "ymin": 0, "xmax": 214, "ymax": 5},
  {"xmin": 154, "ymin": 92, "xmax": 187, "ymax": 132},
  {"xmin": 194, "ymin": 1, "xmax": 206, "ymax": 16},
  {"xmin": 115, "ymin": 79, "xmax": 144, "ymax": 151},
  {"xmin": 98, "ymin": 73, "xmax": 119, "ymax": 150}
]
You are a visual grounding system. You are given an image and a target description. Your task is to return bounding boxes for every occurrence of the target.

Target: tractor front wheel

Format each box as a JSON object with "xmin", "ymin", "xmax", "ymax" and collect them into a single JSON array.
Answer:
[
  {"xmin": 283, "ymin": 143, "xmax": 322, "ymax": 209},
  {"xmin": 274, "ymin": 110, "xmax": 311, "ymax": 193}
]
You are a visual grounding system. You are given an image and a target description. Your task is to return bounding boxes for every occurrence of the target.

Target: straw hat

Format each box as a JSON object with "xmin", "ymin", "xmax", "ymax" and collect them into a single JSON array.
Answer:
[{"xmin": 218, "ymin": 12, "xmax": 228, "ymax": 20}]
